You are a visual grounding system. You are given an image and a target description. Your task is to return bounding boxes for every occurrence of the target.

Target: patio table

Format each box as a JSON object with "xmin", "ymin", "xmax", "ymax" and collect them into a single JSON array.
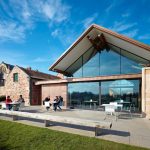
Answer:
[
  {"xmin": 8, "ymin": 102, "xmax": 21, "ymax": 111},
  {"xmin": 102, "ymin": 104, "xmax": 123, "ymax": 111}
]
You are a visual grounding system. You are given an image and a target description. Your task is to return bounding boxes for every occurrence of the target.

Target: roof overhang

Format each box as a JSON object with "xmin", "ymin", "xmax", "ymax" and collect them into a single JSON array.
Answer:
[{"xmin": 49, "ymin": 24, "xmax": 150, "ymax": 74}]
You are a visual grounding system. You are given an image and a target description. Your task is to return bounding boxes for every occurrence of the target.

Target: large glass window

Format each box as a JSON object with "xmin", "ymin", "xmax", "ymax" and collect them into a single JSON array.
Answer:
[
  {"xmin": 83, "ymin": 47, "xmax": 99, "ymax": 77},
  {"xmin": 100, "ymin": 46, "xmax": 120, "ymax": 76},
  {"xmin": 68, "ymin": 82, "xmax": 99, "ymax": 109},
  {"xmin": 101, "ymin": 79, "xmax": 140, "ymax": 109},
  {"xmin": 66, "ymin": 57, "xmax": 82, "ymax": 77},
  {"xmin": 65, "ymin": 44, "xmax": 149, "ymax": 78},
  {"xmin": 68, "ymin": 79, "xmax": 141, "ymax": 110},
  {"xmin": 121, "ymin": 50, "xmax": 147, "ymax": 74}
]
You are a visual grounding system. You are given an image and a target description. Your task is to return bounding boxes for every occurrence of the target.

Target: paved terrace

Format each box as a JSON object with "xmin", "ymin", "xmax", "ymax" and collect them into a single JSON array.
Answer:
[{"xmin": 0, "ymin": 106, "xmax": 150, "ymax": 149}]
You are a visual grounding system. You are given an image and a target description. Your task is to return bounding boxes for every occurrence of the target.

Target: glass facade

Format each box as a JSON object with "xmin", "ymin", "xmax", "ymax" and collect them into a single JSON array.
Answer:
[
  {"xmin": 68, "ymin": 79, "xmax": 141, "ymax": 110},
  {"xmin": 100, "ymin": 46, "xmax": 120, "ymax": 75},
  {"xmin": 68, "ymin": 82, "xmax": 99, "ymax": 109},
  {"xmin": 66, "ymin": 43, "xmax": 145, "ymax": 111},
  {"xmin": 83, "ymin": 47, "xmax": 100, "ymax": 77},
  {"xmin": 65, "ymin": 44, "xmax": 149, "ymax": 78},
  {"xmin": 101, "ymin": 80, "xmax": 140, "ymax": 109}
]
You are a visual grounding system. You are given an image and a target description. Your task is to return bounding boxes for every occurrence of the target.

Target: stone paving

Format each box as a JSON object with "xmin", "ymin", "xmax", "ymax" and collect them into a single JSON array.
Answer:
[{"xmin": 0, "ymin": 106, "xmax": 150, "ymax": 149}]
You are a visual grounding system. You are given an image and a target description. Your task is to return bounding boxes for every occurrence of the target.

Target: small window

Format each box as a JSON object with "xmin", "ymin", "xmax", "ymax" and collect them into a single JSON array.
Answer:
[
  {"xmin": 0, "ymin": 73, "xmax": 5, "ymax": 86},
  {"xmin": 13, "ymin": 73, "xmax": 18, "ymax": 82},
  {"xmin": 0, "ymin": 79, "xmax": 5, "ymax": 86}
]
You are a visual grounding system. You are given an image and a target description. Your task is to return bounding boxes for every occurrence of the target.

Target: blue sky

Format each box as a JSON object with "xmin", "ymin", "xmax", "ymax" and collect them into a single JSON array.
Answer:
[{"xmin": 0, "ymin": 0, "xmax": 150, "ymax": 74}]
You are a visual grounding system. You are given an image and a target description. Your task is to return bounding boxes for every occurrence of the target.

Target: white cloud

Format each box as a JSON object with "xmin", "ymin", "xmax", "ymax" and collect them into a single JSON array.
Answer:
[
  {"xmin": 138, "ymin": 34, "xmax": 150, "ymax": 40},
  {"xmin": 0, "ymin": 0, "xmax": 70, "ymax": 42},
  {"xmin": 110, "ymin": 21, "xmax": 137, "ymax": 32},
  {"xmin": 0, "ymin": 21, "xmax": 26, "ymax": 42},
  {"xmin": 51, "ymin": 29, "xmax": 60, "ymax": 37},
  {"xmin": 33, "ymin": 57, "xmax": 50, "ymax": 63},
  {"xmin": 122, "ymin": 29, "xmax": 138, "ymax": 38},
  {"xmin": 50, "ymin": 27, "xmax": 79, "ymax": 46},
  {"xmin": 40, "ymin": 0, "xmax": 70, "ymax": 23},
  {"xmin": 122, "ymin": 13, "xmax": 130, "ymax": 18},
  {"xmin": 105, "ymin": 3, "xmax": 114, "ymax": 13},
  {"xmin": 82, "ymin": 13, "xmax": 98, "ymax": 28}
]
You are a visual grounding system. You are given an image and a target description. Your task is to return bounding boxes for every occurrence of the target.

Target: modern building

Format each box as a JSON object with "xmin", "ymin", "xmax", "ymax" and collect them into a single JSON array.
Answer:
[
  {"xmin": 0, "ymin": 62, "xmax": 59, "ymax": 105},
  {"xmin": 36, "ymin": 24, "xmax": 150, "ymax": 117}
]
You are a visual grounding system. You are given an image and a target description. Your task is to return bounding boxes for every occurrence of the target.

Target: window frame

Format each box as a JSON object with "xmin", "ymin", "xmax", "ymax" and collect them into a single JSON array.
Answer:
[{"xmin": 13, "ymin": 73, "xmax": 18, "ymax": 82}]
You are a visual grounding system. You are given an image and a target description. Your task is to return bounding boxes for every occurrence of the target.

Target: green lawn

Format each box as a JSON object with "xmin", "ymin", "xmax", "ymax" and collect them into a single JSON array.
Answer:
[{"xmin": 0, "ymin": 119, "xmax": 148, "ymax": 150}]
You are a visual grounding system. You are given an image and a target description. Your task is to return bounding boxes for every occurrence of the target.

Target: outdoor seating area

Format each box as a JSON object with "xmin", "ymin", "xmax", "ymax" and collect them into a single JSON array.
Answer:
[
  {"xmin": 0, "ymin": 101, "xmax": 25, "ymax": 111},
  {"xmin": 102, "ymin": 100, "xmax": 134, "ymax": 121},
  {"xmin": 0, "ymin": 95, "xmax": 25, "ymax": 111},
  {"xmin": 43, "ymin": 96, "xmax": 63, "ymax": 112}
]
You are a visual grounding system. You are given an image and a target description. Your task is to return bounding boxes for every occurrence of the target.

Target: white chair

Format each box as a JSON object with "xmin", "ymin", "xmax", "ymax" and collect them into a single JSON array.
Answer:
[
  {"xmin": 1, "ymin": 103, "xmax": 7, "ymax": 109},
  {"xmin": 104, "ymin": 105, "xmax": 117, "ymax": 121},
  {"xmin": 17, "ymin": 102, "xmax": 25, "ymax": 110},
  {"xmin": 45, "ymin": 101, "xmax": 50, "ymax": 111},
  {"xmin": 20, "ymin": 102, "xmax": 25, "ymax": 108}
]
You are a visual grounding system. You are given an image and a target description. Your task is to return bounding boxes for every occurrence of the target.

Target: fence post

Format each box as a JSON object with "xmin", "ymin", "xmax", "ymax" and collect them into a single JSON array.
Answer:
[{"xmin": 12, "ymin": 115, "xmax": 18, "ymax": 121}]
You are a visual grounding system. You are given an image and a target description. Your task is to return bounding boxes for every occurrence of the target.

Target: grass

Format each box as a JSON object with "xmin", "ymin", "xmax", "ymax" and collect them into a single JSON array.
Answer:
[{"xmin": 0, "ymin": 119, "xmax": 148, "ymax": 150}]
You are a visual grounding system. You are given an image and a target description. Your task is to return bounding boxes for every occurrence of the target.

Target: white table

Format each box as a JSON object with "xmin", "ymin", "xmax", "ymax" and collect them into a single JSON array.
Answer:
[
  {"xmin": 102, "ymin": 104, "xmax": 123, "ymax": 110},
  {"xmin": 8, "ymin": 102, "xmax": 21, "ymax": 110}
]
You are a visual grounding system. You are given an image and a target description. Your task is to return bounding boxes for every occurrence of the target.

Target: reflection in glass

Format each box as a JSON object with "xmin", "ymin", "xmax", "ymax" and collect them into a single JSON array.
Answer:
[
  {"xmin": 65, "ymin": 44, "xmax": 149, "ymax": 78},
  {"xmin": 68, "ymin": 79, "xmax": 141, "ymax": 110},
  {"xmin": 68, "ymin": 82, "xmax": 99, "ymax": 109},
  {"xmin": 101, "ymin": 79, "xmax": 140, "ymax": 109},
  {"xmin": 100, "ymin": 46, "xmax": 120, "ymax": 76},
  {"xmin": 66, "ymin": 56, "xmax": 83, "ymax": 77},
  {"xmin": 121, "ymin": 50, "xmax": 146, "ymax": 74},
  {"xmin": 83, "ymin": 47, "xmax": 99, "ymax": 77}
]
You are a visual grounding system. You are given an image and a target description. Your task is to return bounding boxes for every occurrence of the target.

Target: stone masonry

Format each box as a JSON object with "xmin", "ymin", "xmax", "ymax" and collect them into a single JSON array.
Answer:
[
  {"xmin": 4, "ymin": 66, "xmax": 30, "ymax": 105},
  {"xmin": 142, "ymin": 67, "xmax": 150, "ymax": 118}
]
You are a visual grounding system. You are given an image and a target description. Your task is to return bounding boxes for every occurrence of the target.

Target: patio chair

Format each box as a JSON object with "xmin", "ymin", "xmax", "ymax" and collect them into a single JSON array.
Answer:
[
  {"xmin": 19, "ymin": 102, "xmax": 25, "ymax": 108},
  {"xmin": 1, "ymin": 103, "xmax": 7, "ymax": 109},
  {"xmin": 109, "ymin": 102, "xmax": 123, "ymax": 111},
  {"xmin": 104, "ymin": 105, "xmax": 117, "ymax": 121},
  {"xmin": 121, "ymin": 105, "xmax": 132, "ymax": 119},
  {"xmin": 45, "ymin": 101, "xmax": 50, "ymax": 111},
  {"xmin": 14, "ymin": 102, "xmax": 25, "ymax": 111}
]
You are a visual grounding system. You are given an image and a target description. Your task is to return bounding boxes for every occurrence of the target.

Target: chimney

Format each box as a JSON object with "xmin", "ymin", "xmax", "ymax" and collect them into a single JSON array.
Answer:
[{"xmin": 27, "ymin": 67, "xmax": 32, "ymax": 70}]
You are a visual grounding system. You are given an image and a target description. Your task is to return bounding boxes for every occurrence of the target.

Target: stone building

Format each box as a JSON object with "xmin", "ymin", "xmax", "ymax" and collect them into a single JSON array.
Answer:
[{"xmin": 0, "ymin": 62, "xmax": 59, "ymax": 105}]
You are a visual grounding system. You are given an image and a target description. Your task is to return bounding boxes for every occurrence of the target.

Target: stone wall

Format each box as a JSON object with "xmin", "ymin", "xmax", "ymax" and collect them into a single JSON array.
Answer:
[
  {"xmin": 5, "ymin": 66, "xmax": 30, "ymax": 105},
  {"xmin": 42, "ymin": 83, "xmax": 67, "ymax": 107},
  {"xmin": 142, "ymin": 67, "xmax": 150, "ymax": 118},
  {"xmin": 0, "ymin": 86, "xmax": 6, "ymax": 96},
  {"xmin": 0, "ymin": 63, "xmax": 11, "ymax": 96}
]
